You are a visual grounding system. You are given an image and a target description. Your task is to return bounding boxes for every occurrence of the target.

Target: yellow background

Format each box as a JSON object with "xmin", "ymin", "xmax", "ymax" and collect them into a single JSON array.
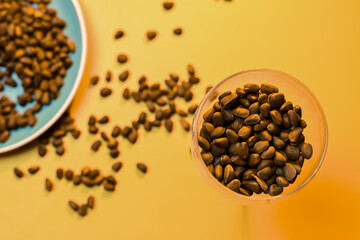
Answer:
[{"xmin": 1, "ymin": 0, "xmax": 360, "ymax": 239}]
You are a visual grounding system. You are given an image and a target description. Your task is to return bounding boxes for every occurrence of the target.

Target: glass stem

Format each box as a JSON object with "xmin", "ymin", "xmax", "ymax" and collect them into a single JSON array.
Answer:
[{"xmin": 241, "ymin": 205, "xmax": 251, "ymax": 239}]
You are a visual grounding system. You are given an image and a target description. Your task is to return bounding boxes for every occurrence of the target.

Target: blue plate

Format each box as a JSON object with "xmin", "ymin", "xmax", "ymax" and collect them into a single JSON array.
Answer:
[{"xmin": 0, "ymin": 0, "xmax": 87, "ymax": 153}]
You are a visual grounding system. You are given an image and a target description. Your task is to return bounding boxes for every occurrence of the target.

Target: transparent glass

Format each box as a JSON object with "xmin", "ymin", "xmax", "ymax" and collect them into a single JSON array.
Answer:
[{"xmin": 191, "ymin": 69, "xmax": 328, "ymax": 204}]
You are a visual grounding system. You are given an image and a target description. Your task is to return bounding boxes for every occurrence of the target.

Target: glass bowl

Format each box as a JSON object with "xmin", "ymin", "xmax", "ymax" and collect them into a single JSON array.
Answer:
[{"xmin": 190, "ymin": 69, "xmax": 328, "ymax": 204}]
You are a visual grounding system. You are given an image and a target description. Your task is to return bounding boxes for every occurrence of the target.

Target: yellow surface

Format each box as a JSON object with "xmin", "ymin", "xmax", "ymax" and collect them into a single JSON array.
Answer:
[{"xmin": 0, "ymin": 0, "xmax": 360, "ymax": 239}]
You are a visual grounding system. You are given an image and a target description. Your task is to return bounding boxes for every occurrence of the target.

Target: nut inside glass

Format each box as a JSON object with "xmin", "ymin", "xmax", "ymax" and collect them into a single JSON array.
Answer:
[{"xmin": 190, "ymin": 69, "xmax": 328, "ymax": 203}]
